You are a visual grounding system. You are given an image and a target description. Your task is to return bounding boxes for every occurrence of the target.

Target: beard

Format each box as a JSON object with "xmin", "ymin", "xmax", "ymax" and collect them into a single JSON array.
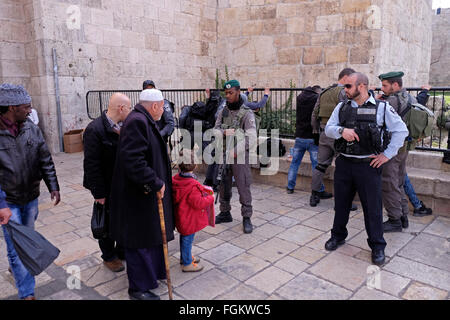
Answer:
[{"xmin": 347, "ymin": 88, "xmax": 361, "ymax": 100}]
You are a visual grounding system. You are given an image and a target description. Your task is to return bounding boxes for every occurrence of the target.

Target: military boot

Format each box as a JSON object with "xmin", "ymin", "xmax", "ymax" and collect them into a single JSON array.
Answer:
[
  {"xmin": 215, "ymin": 211, "xmax": 232, "ymax": 224},
  {"xmin": 243, "ymin": 217, "xmax": 253, "ymax": 234},
  {"xmin": 383, "ymin": 219, "xmax": 402, "ymax": 233},
  {"xmin": 400, "ymin": 215, "xmax": 409, "ymax": 229},
  {"xmin": 309, "ymin": 191, "xmax": 321, "ymax": 207}
]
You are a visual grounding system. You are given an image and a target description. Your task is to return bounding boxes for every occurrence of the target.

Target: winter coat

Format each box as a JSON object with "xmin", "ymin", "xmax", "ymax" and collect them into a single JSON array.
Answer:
[
  {"xmin": 109, "ymin": 104, "xmax": 174, "ymax": 248},
  {"xmin": 172, "ymin": 173, "xmax": 214, "ymax": 236}
]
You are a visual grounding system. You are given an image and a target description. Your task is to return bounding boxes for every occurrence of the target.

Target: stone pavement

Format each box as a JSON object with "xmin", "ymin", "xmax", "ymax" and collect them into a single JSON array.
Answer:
[{"xmin": 0, "ymin": 152, "xmax": 449, "ymax": 300}]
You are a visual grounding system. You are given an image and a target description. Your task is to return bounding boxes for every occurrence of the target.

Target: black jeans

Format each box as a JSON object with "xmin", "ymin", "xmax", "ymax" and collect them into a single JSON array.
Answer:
[{"xmin": 332, "ymin": 155, "xmax": 386, "ymax": 251}]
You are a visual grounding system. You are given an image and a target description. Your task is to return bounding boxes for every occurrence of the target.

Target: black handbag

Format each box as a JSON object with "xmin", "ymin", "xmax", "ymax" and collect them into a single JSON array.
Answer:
[{"xmin": 91, "ymin": 202, "xmax": 108, "ymax": 239}]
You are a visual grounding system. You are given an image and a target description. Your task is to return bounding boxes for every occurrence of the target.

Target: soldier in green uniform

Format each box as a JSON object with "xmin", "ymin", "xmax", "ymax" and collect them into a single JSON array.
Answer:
[
  {"xmin": 378, "ymin": 71, "xmax": 416, "ymax": 232},
  {"xmin": 310, "ymin": 68, "xmax": 356, "ymax": 207},
  {"xmin": 213, "ymin": 80, "xmax": 257, "ymax": 234}
]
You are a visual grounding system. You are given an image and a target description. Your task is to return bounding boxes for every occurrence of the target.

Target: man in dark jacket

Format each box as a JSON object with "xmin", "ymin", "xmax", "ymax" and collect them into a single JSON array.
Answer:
[
  {"xmin": 286, "ymin": 86, "xmax": 322, "ymax": 193},
  {"xmin": 143, "ymin": 80, "xmax": 175, "ymax": 143},
  {"xmin": 83, "ymin": 93, "xmax": 131, "ymax": 272},
  {"xmin": 0, "ymin": 84, "xmax": 60, "ymax": 300},
  {"xmin": 110, "ymin": 88, "xmax": 175, "ymax": 300}
]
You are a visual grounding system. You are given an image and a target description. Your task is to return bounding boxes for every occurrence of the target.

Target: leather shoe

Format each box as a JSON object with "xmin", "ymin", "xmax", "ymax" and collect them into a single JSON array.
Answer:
[
  {"xmin": 286, "ymin": 188, "xmax": 294, "ymax": 194},
  {"xmin": 128, "ymin": 289, "xmax": 160, "ymax": 300},
  {"xmin": 383, "ymin": 219, "xmax": 402, "ymax": 233},
  {"xmin": 371, "ymin": 249, "xmax": 385, "ymax": 266},
  {"xmin": 103, "ymin": 258, "xmax": 125, "ymax": 272},
  {"xmin": 318, "ymin": 191, "xmax": 333, "ymax": 199},
  {"xmin": 309, "ymin": 191, "xmax": 320, "ymax": 207},
  {"xmin": 400, "ymin": 215, "xmax": 409, "ymax": 229},
  {"xmin": 243, "ymin": 217, "xmax": 253, "ymax": 234},
  {"xmin": 215, "ymin": 211, "xmax": 232, "ymax": 224},
  {"xmin": 324, "ymin": 238, "xmax": 345, "ymax": 251}
]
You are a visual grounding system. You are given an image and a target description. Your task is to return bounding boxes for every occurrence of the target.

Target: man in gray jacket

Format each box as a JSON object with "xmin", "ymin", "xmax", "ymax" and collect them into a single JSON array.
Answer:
[{"xmin": 0, "ymin": 84, "xmax": 60, "ymax": 300}]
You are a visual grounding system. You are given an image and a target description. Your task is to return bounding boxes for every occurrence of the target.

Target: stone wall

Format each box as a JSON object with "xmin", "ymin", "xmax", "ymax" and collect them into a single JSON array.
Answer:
[
  {"xmin": 216, "ymin": 0, "xmax": 432, "ymax": 88},
  {"xmin": 430, "ymin": 8, "xmax": 450, "ymax": 86},
  {"xmin": 1, "ymin": 0, "xmax": 218, "ymax": 152},
  {"xmin": 0, "ymin": 0, "xmax": 434, "ymax": 153}
]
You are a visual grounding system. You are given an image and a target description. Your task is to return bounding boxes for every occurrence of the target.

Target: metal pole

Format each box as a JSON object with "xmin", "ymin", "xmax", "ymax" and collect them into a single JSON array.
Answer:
[{"xmin": 52, "ymin": 48, "xmax": 64, "ymax": 152}]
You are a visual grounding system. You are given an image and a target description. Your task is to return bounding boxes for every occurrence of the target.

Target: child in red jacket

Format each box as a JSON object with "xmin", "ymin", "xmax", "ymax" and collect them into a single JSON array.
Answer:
[{"xmin": 172, "ymin": 158, "xmax": 215, "ymax": 272}]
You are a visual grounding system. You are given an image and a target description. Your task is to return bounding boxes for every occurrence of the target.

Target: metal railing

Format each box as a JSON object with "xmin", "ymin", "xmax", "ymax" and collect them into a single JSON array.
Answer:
[{"xmin": 86, "ymin": 87, "xmax": 450, "ymax": 160}]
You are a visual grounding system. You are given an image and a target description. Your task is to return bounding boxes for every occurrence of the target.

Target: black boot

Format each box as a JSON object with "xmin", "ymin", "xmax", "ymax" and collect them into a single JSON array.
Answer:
[
  {"xmin": 215, "ymin": 211, "xmax": 232, "ymax": 224},
  {"xmin": 243, "ymin": 217, "xmax": 253, "ymax": 234},
  {"xmin": 309, "ymin": 191, "xmax": 321, "ymax": 207},
  {"xmin": 371, "ymin": 249, "xmax": 385, "ymax": 266},
  {"xmin": 318, "ymin": 191, "xmax": 333, "ymax": 199},
  {"xmin": 383, "ymin": 219, "xmax": 402, "ymax": 233},
  {"xmin": 400, "ymin": 215, "xmax": 409, "ymax": 229}
]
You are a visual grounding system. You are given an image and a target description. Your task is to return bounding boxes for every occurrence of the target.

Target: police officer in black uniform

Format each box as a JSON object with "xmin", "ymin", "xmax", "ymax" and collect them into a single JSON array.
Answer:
[{"xmin": 324, "ymin": 72, "xmax": 408, "ymax": 265}]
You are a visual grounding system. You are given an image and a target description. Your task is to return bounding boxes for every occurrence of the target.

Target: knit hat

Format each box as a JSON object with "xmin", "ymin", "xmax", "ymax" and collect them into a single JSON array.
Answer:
[
  {"xmin": 0, "ymin": 84, "xmax": 32, "ymax": 106},
  {"xmin": 139, "ymin": 89, "xmax": 164, "ymax": 102}
]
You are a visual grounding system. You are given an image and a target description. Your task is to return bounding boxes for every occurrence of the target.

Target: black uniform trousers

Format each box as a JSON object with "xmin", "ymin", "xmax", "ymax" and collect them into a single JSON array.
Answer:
[{"xmin": 332, "ymin": 155, "xmax": 387, "ymax": 251}]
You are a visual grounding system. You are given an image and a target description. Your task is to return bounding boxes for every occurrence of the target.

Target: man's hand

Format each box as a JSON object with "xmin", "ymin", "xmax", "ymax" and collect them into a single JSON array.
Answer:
[
  {"xmin": 264, "ymin": 87, "xmax": 270, "ymax": 95},
  {"xmin": 342, "ymin": 128, "xmax": 359, "ymax": 142},
  {"xmin": 224, "ymin": 129, "xmax": 235, "ymax": 136},
  {"xmin": 157, "ymin": 184, "xmax": 165, "ymax": 200},
  {"xmin": 95, "ymin": 198, "xmax": 106, "ymax": 205},
  {"xmin": 0, "ymin": 207, "xmax": 12, "ymax": 225},
  {"xmin": 369, "ymin": 153, "xmax": 389, "ymax": 168},
  {"xmin": 421, "ymin": 85, "xmax": 432, "ymax": 91},
  {"xmin": 51, "ymin": 191, "xmax": 61, "ymax": 206}
]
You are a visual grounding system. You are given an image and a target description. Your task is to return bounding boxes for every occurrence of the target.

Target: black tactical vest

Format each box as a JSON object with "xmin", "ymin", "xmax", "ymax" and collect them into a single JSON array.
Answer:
[{"xmin": 334, "ymin": 99, "xmax": 389, "ymax": 156}]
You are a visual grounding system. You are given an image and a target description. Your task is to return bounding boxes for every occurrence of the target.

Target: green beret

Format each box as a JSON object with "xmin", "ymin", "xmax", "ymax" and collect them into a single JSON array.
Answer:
[
  {"xmin": 223, "ymin": 79, "xmax": 240, "ymax": 89},
  {"xmin": 378, "ymin": 71, "xmax": 404, "ymax": 80}
]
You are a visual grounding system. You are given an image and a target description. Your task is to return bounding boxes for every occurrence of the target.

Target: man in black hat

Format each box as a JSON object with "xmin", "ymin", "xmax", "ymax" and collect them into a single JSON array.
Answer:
[
  {"xmin": 142, "ymin": 80, "xmax": 174, "ymax": 145},
  {"xmin": 0, "ymin": 84, "xmax": 60, "ymax": 300}
]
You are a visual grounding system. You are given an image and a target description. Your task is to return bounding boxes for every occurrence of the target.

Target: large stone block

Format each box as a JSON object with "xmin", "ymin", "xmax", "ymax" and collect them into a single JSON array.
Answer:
[
  {"xmin": 342, "ymin": 0, "xmax": 371, "ymax": 13},
  {"xmin": 316, "ymin": 14, "xmax": 343, "ymax": 32},
  {"xmin": 250, "ymin": 6, "xmax": 277, "ymax": 20},
  {"xmin": 303, "ymin": 47, "xmax": 323, "ymax": 65},
  {"xmin": 324, "ymin": 46, "xmax": 348, "ymax": 65},
  {"xmin": 286, "ymin": 17, "xmax": 305, "ymax": 34}
]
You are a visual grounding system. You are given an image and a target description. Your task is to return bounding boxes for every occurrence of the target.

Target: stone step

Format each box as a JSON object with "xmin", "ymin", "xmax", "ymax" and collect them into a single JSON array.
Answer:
[{"xmin": 196, "ymin": 142, "xmax": 450, "ymax": 217}]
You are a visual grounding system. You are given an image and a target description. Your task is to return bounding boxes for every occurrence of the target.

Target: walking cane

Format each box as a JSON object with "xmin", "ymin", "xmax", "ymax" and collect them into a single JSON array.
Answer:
[{"xmin": 158, "ymin": 198, "xmax": 174, "ymax": 300}]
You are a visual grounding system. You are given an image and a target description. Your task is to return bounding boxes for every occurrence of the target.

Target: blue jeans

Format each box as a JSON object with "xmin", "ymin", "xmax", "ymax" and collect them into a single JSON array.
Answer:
[
  {"xmin": 287, "ymin": 138, "xmax": 325, "ymax": 191},
  {"xmin": 1, "ymin": 198, "xmax": 39, "ymax": 299},
  {"xmin": 404, "ymin": 174, "xmax": 421, "ymax": 209},
  {"xmin": 179, "ymin": 233, "xmax": 195, "ymax": 266}
]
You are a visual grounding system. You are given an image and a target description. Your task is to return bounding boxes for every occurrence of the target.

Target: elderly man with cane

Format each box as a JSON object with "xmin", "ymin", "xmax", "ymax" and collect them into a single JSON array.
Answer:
[{"xmin": 110, "ymin": 88, "xmax": 175, "ymax": 300}]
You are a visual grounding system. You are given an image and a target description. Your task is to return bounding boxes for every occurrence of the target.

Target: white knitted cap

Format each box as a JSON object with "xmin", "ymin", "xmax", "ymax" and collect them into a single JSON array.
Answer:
[{"xmin": 139, "ymin": 88, "xmax": 164, "ymax": 102}]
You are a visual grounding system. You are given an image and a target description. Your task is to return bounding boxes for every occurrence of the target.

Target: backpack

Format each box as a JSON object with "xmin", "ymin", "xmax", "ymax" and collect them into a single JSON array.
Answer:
[{"xmin": 398, "ymin": 94, "xmax": 435, "ymax": 147}]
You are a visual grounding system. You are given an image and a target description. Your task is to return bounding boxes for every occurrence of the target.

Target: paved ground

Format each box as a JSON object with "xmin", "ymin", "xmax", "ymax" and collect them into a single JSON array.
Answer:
[{"xmin": 0, "ymin": 152, "xmax": 449, "ymax": 300}]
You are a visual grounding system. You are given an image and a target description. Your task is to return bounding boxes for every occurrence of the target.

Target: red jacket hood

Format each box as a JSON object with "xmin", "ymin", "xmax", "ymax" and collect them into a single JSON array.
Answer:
[{"xmin": 172, "ymin": 173, "xmax": 199, "ymax": 204}]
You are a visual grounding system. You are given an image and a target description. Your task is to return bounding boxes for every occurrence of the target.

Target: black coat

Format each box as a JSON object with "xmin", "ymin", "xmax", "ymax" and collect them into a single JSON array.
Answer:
[
  {"xmin": 83, "ymin": 111, "xmax": 119, "ymax": 200},
  {"xmin": 109, "ymin": 104, "xmax": 174, "ymax": 249},
  {"xmin": 0, "ymin": 119, "xmax": 59, "ymax": 205},
  {"xmin": 295, "ymin": 87, "xmax": 319, "ymax": 139}
]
